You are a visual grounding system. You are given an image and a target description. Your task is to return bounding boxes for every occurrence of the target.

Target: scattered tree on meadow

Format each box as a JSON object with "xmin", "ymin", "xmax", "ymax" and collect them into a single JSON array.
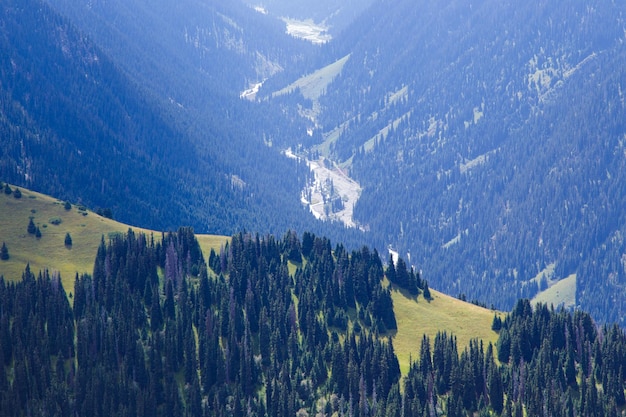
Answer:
[
  {"xmin": 0, "ymin": 242, "xmax": 8, "ymax": 260},
  {"xmin": 64, "ymin": 232, "xmax": 72, "ymax": 247},
  {"xmin": 27, "ymin": 218, "xmax": 37, "ymax": 235},
  {"xmin": 423, "ymin": 280, "xmax": 431, "ymax": 300}
]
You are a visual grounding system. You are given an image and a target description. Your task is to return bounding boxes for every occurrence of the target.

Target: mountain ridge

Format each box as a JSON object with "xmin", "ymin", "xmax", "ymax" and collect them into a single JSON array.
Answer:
[
  {"xmin": 273, "ymin": 0, "xmax": 626, "ymax": 324},
  {"xmin": 0, "ymin": 182, "xmax": 624, "ymax": 416},
  {"xmin": 0, "ymin": 181, "xmax": 500, "ymax": 378}
]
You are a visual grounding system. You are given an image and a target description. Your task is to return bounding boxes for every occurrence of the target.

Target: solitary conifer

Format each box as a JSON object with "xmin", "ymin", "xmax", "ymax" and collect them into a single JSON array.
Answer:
[{"xmin": 0, "ymin": 242, "xmax": 9, "ymax": 260}]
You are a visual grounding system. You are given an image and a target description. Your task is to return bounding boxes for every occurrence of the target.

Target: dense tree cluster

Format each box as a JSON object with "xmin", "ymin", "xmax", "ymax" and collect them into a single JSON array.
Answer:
[
  {"xmin": 0, "ymin": 229, "xmax": 401, "ymax": 416},
  {"xmin": 1, "ymin": 229, "xmax": 625, "ymax": 416},
  {"xmin": 402, "ymin": 300, "xmax": 626, "ymax": 416}
]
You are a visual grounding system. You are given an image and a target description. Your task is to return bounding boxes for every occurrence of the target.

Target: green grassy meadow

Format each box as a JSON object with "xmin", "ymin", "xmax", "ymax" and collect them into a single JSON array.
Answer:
[
  {"xmin": 0, "ymin": 184, "xmax": 228, "ymax": 293},
  {"xmin": 391, "ymin": 287, "xmax": 502, "ymax": 374}
]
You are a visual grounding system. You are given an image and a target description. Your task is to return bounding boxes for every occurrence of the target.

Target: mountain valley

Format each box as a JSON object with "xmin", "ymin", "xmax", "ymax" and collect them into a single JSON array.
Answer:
[{"xmin": 1, "ymin": 1, "xmax": 626, "ymax": 413}]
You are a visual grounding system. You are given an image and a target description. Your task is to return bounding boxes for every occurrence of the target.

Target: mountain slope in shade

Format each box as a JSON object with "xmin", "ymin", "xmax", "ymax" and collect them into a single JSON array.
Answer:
[
  {"xmin": 283, "ymin": 0, "xmax": 626, "ymax": 324},
  {"xmin": 2, "ymin": 0, "xmax": 346, "ymax": 242},
  {"xmin": 0, "ymin": 0, "xmax": 208, "ymax": 230}
]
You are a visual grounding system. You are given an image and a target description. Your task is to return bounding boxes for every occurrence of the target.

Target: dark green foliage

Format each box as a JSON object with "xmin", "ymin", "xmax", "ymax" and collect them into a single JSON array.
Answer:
[
  {"xmin": 64, "ymin": 201, "xmax": 71, "ymax": 210},
  {"xmin": 491, "ymin": 314, "xmax": 502, "ymax": 331},
  {"xmin": 0, "ymin": 229, "xmax": 404, "ymax": 416},
  {"xmin": 64, "ymin": 232, "xmax": 72, "ymax": 247},
  {"xmin": 27, "ymin": 218, "xmax": 36, "ymax": 235},
  {"xmin": 2, "ymin": 229, "xmax": 626, "ymax": 416},
  {"xmin": 35, "ymin": 227, "xmax": 41, "ymax": 238},
  {"xmin": 96, "ymin": 208, "xmax": 112, "ymax": 219},
  {"xmin": 387, "ymin": 256, "xmax": 421, "ymax": 296},
  {"xmin": 12, "ymin": 187, "xmax": 21, "ymax": 198},
  {"xmin": 0, "ymin": 242, "xmax": 8, "ymax": 260},
  {"xmin": 3, "ymin": 184, "xmax": 11, "ymax": 195},
  {"xmin": 423, "ymin": 280, "xmax": 431, "ymax": 300}
]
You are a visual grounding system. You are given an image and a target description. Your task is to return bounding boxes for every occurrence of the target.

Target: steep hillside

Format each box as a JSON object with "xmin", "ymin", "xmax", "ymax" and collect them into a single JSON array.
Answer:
[
  {"xmin": 1, "ymin": 223, "xmax": 624, "ymax": 416},
  {"xmin": 1, "ymin": 0, "xmax": 344, "ymax": 241},
  {"xmin": 0, "ymin": 183, "xmax": 498, "ymax": 371},
  {"xmin": 0, "ymin": 0, "xmax": 208, "ymax": 230},
  {"xmin": 277, "ymin": 0, "xmax": 626, "ymax": 324},
  {"xmin": 0, "ymin": 182, "xmax": 227, "ymax": 292}
]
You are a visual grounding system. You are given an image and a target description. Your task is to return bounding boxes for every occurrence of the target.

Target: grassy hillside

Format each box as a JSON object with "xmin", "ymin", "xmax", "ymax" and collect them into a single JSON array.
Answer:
[
  {"xmin": 1, "ymin": 183, "xmax": 501, "ymax": 376},
  {"xmin": 0, "ymin": 184, "xmax": 228, "ymax": 293},
  {"xmin": 391, "ymin": 287, "xmax": 502, "ymax": 374}
]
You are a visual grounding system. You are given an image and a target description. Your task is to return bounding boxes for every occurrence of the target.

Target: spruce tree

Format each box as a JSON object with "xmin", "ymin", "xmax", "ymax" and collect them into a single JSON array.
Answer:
[
  {"xmin": 488, "ymin": 366, "xmax": 503, "ymax": 413},
  {"xmin": 491, "ymin": 314, "xmax": 502, "ymax": 331},
  {"xmin": 423, "ymin": 280, "xmax": 431, "ymax": 300},
  {"xmin": 64, "ymin": 232, "xmax": 72, "ymax": 247},
  {"xmin": 27, "ymin": 218, "xmax": 36, "ymax": 234},
  {"xmin": 0, "ymin": 242, "xmax": 8, "ymax": 260}
]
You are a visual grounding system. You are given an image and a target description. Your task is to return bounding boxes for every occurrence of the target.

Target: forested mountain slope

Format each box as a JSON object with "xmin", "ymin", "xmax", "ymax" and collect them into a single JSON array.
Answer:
[
  {"xmin": 7, "ymin": 0, "xmax": 626, "ymax": 325},
  {"xmin": 288, "ymin": 0, "xmax": 626, "ymax": 324},
  {"xmin": 0, "ymin": 0, "xmax": 207, "ymax": 230},
  {"xmin": 0, "ymin": 227, "xmax": 624, "ymax": 416},
  {"xmin": 1, "ymin": 0, "xmax": 366, "ymax": 244}
]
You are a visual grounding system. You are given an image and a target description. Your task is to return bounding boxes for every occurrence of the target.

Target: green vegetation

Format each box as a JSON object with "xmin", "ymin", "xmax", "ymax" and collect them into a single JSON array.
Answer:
[
  {"xmin": 532, "ymin": 273, "xmax": 577, "ymax": 309},
  {"xmin": 0, "ymin": 184, "xmax": 228, "ymax": 292},
  {"xmin": 64, "ymin": 232, "xmax": 72, "ymax": 248},
  {"xmin": 0, "ymin": 242, "xmax": 8, "ymax": 260},
  {"xmin": 391, "ymin": 288, "xmax": 501, "ymax": 374},
  {"xmin": 272, "ymin": 54, "xmax": 350, "ymax": 101},
  {"xmin": 0, "ymin": 227, "xmax": 624, "ymax": 416}
]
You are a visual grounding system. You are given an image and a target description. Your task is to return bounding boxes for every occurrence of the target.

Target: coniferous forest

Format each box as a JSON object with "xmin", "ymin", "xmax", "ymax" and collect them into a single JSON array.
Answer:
[
  {"xmin": 1, "ymin": 229, "xmax": 625, "ymax": 416},
  {"xmin": 4, "ymin": 0, "xmax": 626, "ymax": 325}
]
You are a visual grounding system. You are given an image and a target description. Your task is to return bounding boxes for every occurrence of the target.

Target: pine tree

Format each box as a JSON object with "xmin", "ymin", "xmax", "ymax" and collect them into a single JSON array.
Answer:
[
  {"xmin": 488, "ymin": 366, "xmax": 503, "ymax": 414},
  {"xmin": 423, "ymin": 281, "xmax": 431, "ymax": 300},
  {"xmin": 0, "ymin": 242, "xmax": 8, "ymax": 260},
  {"xmin": 491, "ymin": 314, "xmax": 502, "ymax": 331},
  {"xmin": 27, "ymin": 218, "xmax": 37, "ymax": 234},
  {"xmin": 386, "ymin": 254, "xmax": 396, "ymax": 283},
  {"xmin": 64, "ymin": 232, "xmax": 73, "ymax": 247}
]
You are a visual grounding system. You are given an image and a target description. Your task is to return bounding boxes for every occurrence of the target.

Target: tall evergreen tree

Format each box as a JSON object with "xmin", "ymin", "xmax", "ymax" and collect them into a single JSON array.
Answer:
[{"xmin": 0, "ymin": 242, "xmax": 8, "ymax": 260}]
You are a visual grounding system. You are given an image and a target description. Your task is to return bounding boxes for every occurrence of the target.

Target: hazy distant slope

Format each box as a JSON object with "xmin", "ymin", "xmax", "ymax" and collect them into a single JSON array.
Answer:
[
  {"xmin": 45, "ymin": 0, "xmax": 310, "ymax": 105},
  {"xmin": 243, "ymin": 0, "xmax": 375, "ymax": 36},
  {"xmin": 1, "ymin": 0, "xmax": 332, "ymax": 240},
  {"xmin": 0, "ymin": 0, "xmax": 210, "ymax": 230},
  {"xmin": 41, "ymin": 0, "xmax": 379, "ymax": 247},
  {"xmin": 299, "ymin": 0, "xmax": 626, "ymax": 323}
]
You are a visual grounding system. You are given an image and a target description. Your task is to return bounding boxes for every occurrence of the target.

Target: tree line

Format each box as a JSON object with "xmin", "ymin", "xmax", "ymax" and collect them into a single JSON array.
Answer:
[{"xmin": 0, "ymin": 228, "xmax": 624, "ymax": 416}]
